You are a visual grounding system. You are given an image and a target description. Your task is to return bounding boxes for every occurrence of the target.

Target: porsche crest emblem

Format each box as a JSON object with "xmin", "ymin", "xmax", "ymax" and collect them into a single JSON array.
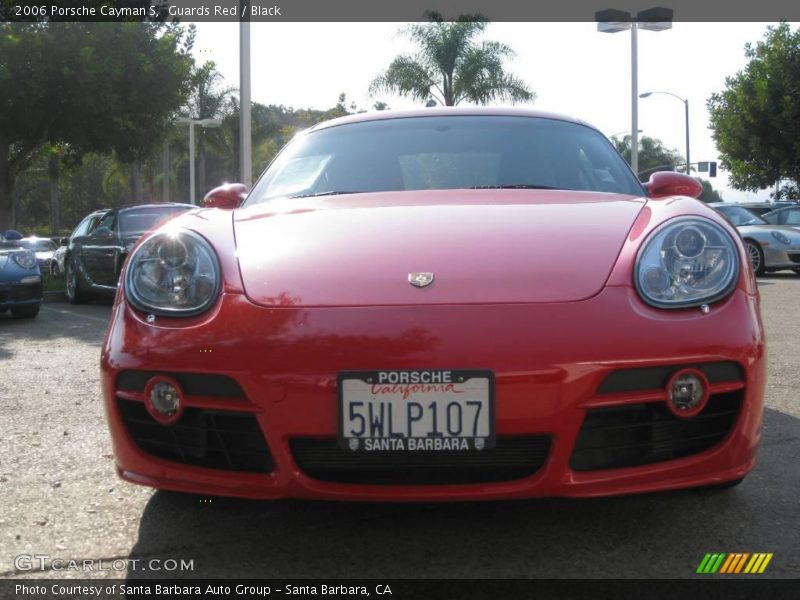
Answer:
[{"xmin": 408, "ymin": 272, "xmax": 434, "ymax": 288}]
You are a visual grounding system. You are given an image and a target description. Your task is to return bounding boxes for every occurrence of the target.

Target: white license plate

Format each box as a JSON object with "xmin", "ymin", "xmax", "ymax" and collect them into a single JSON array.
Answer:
[{"xmin": 338, "ymin": 370, "xmax": 494, "ymax": 452}]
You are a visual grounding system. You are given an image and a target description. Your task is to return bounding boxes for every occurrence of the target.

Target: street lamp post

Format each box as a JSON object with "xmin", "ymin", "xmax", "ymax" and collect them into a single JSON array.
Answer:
[
  {"xmin": 596, "ymin": 8, "xmax": 673, "ymax": 177},
  {"xmin": 176, "ymin": 117, "xmax": 223, "ymax": 205},
  {"xmin": 640, "ymin": 90, "xmax": 690, "ymax": 175},
  {"xmin": 240, "ymin": 0, "xmax": 252, "ymax": 187}
]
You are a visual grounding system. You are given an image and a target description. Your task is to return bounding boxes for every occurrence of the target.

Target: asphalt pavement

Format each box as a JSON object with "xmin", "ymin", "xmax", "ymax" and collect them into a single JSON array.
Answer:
[{"xmin": 0, "ymin": 276, "xmax": 798, "ymax": 580}]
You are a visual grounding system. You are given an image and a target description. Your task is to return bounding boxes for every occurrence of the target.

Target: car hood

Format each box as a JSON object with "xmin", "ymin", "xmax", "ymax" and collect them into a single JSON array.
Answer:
[{"xmin": 233, "ymin": 190, "xmax": 644, "ymax": 307}]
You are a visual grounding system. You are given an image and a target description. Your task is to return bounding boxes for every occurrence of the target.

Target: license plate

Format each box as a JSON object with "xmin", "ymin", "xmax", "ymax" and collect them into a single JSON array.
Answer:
[{"xmin": 338, "ymin": 370, "xmax": 494, "ymax": 452}]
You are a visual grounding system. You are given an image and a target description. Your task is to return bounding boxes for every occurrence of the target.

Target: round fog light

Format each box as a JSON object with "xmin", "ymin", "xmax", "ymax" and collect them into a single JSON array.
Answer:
[
  {"xmin": 144, "ymin": 376, "xmax": 184, "ymax": 425},
  {"xmin": 666, "ymin": 369, "xmax": 709, "ymax": 418}
]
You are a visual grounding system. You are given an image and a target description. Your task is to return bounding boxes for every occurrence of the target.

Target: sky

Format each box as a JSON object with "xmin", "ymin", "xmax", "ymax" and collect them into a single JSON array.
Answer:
[{"xmin": 192, "ymin": 21, "xmax": 783, "ymax": 202}]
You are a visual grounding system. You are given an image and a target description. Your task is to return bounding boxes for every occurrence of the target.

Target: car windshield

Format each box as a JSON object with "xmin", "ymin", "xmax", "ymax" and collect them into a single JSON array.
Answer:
[
  {"xmin": 17, "ymin": 239, "xmax": 57, "ymax": 251},
  {"xmin": 246, "ymin": 115, "xmax": 645, "ymax": 205},
  {"xmin": 717, "ymin": 205, "xmax": 767, "ymax": 226},
  {"xmin": 118, "ymin": 207, "xmax": 190, "ymax": 235}
]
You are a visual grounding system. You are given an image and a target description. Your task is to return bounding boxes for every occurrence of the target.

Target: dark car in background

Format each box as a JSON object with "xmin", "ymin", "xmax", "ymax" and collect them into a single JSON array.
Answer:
[
  {"xmin": 0, "ymin": 241, "xmax": 42, "ymax": 319},
  {"xmin": 64, "ymin": 203, "xmax": 193, "ymax": 303}
]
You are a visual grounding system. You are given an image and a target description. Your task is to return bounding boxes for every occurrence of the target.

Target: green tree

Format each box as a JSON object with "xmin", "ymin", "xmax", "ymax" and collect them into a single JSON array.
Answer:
[
  {"xmin": 612, "ymin": 135, "xmax": 685, "ymax": 181},
  {"xmin": 697, "ymin": 179, "xmax": 723, "ymax": 203},
  {"xmin": 0, "ymin": 22, "xmax": 194, "ymax": 229},
  {"xmin": 182, "ymin": 61, "xmax": 236, "ymax": 194},
  {"xmin": 708, "ymin": 24, "xmax": 800, "ymax": 195},
  {"xmin": 370, "ymin": 11, "xmax": 534, "ymax": 106}
]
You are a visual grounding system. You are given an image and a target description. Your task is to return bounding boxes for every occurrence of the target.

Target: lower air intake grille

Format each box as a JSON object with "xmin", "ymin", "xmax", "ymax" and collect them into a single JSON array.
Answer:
[
  {"xmin": 570, "ymin": 391, "xmax": 742, "ymax": 471},
  {"xmin": 116, "ymin": 371, "xmax": 244, "ymax": 397},
  {"xmin": 290, "ymin": 436, "xmax": 551, "ymax": 485},
  {"xmin": 117, "ymin": 398, "xmax": 273, "ymax": 473}
]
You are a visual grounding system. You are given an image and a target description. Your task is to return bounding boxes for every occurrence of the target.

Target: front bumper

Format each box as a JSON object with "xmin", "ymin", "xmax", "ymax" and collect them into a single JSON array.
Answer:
[
  {"xmin": 0, "ymin": 280, "xmax": 43, "ymax": 309},
  {"xmin": 101, "ymin": 286, "xmax": 766, "ymax": 501}
]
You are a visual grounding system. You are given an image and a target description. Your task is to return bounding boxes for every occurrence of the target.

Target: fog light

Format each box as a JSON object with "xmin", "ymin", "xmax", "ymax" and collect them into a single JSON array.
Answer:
[
  {"xmin": 144, "ymin": 376, "xmax": 184, "ymax": 425},
  {"xmin": 666, "ymin": 369, "xmax": 709, "ymax": 418}
]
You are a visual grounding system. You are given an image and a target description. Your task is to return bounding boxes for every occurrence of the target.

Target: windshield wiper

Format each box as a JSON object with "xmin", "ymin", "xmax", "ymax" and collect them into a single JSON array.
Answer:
[
  {"xmin": 288, "ymin": 190, "xmax": 364, "ymax": 199},
  {"xmin": 466, "ymin": 184, "xmax": 562, "ymax": 190}
]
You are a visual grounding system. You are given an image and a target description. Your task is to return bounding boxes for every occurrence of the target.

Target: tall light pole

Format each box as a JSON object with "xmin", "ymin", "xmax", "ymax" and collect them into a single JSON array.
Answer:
[
  {"xmin": 240, "ymin": 0, "xmax": 252, "ymax": 187},
  {"xmin": 640, "ymin": 90, "xmax": 690, "ymax": 175},
  {"xmin": 176, "ymin": 117, "xmax": 222, "ymax": 205},
  {"xmin": 596, "ymin": 8, "xmax": 673, "ymax": 177}
]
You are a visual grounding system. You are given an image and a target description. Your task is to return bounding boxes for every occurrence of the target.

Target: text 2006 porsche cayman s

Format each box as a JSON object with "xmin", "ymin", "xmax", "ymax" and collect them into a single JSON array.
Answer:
[{"xmin": 101, "ymin": 108, "xmax": 765, "ymax": 500}]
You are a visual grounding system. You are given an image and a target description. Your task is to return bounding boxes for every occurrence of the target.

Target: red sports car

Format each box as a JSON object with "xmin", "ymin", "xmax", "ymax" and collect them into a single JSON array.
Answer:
[{"xmin": 101, "ymin": 108, "xmax": 765, "ymax": 500}]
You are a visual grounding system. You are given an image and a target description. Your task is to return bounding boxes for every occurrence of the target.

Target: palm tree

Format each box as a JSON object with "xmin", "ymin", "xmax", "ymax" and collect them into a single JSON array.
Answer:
[
  {"xmin": 370, "ymin": 12, "xmax": 535, "ymax": 106},
  {"xmin": 183, "ymin": 62, "xmax": 236, "ymax": 193}
]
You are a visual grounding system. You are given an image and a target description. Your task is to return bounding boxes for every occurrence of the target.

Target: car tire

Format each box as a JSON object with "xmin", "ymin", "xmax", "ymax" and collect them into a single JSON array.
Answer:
[
  {"xmin": 65, "ymin": 258, "xmax": 89, "ymax": 304},
  {"xmin": 11, "ymin": 304, "xmax": 40, "ymax": 319},
  {"xmin": 744, "ymin": 240, "xmax": 766, "ymax": 276},
  {"xmin": 794, "ymin": 268, "xmax": 800, "ymax": 276}
]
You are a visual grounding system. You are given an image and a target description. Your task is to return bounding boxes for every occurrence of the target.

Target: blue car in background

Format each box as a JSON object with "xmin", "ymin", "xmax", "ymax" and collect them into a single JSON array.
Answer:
[{"xmin": 0, "ymin": 240, "xmax": 43, "ymax": 319}]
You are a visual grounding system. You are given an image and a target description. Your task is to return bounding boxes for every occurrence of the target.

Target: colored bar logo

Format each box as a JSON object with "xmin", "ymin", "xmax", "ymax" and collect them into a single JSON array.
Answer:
[{"xmin": 697, "ymin": 553, "xmax": 773, "ymax": 574}]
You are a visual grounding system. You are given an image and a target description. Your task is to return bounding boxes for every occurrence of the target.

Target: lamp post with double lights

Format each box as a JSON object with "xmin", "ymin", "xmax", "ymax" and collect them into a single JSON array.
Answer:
[
  {"xmin": 640, "ymin": 90, "xmax": 690, "ymax": 175},
  {"xmin": 176, "ymin": 117, "xmax": 223, "ymax": 205},
  {"xmin": 596, "ymin": 7, "xmax": 673, "ymax": 177}
]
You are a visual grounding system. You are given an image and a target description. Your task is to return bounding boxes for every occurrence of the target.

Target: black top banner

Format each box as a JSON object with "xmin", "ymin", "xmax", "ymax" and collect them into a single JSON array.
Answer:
[{"xmin": 1, "ymin": 0, "xmax": 799, "ymax": 22}]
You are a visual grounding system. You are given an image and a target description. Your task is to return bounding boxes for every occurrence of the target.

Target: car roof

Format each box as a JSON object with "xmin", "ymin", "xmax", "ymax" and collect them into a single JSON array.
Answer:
[
  {"xmin": 764, "ymin": 205, "xmax": 800, "ymax": 214},
  {"xmin": 307, "ymin": 106, "xmax": 594, "ymax": 134},
  {"xmin": 710, "ymin": 203, "xmax": 762, "ymax": 209}
]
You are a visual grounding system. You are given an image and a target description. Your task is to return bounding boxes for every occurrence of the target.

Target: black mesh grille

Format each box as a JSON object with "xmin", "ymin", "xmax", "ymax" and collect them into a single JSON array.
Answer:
[
  {"xmin": 290, "ymin": 436, "xmax": 551, "ymax": 485},
  {"xmin": 597, "ymin": 362, "xmax": 743, "ymax": 395},
  {"xmin": 117, "ymin": 398, "xmax": 273, "ymax": 473},
  {"xmin": 117, "ymin": 371, "xmax": 244, "ymax": 397},
  {"xmin": 570, "ymin": 391, "xmax": 742, "ymax": 471},
  {"xmin": 789, "ymin": 253, "xmax": 800, "ymax": 264}
]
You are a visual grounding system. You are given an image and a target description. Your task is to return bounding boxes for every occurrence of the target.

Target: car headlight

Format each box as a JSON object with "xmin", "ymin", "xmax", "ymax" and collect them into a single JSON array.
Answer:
[
  {"xmin": 635, "ymin": 217, "xmax": 740, "ymax": 308},
  {"xmin": 125, "ymin": 229, "xmax": 221, "ymax": 316},
  {"xmin": 11, "ymin": 250, "xmax": 37, "ymax": 270},
  {"xmin": 771, "ymin": 231, "xmax": 791, "ymax": 245}
]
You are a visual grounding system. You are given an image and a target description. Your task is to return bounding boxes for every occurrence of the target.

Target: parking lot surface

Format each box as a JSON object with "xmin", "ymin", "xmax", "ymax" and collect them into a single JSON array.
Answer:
[{"xmin": 1, "ymin": 277, "xmax": 798, "ymax": 579}]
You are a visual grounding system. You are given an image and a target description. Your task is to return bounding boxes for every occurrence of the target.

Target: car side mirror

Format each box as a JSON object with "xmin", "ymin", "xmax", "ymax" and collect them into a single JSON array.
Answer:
[
  {"xmin": 203, "ymin": 183, "xmax": 248, "ymax": 209},
  {"xmin": 644, "ymin": 171, "xmax": 703, "ymax": 199}
]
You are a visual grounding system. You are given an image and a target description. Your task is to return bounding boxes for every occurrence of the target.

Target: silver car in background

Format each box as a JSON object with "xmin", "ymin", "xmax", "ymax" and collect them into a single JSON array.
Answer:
[
  {"xmin": 763, "ymin": 206, "xmax": 800, "ymax": 232},
  {"xmin": 711, "ymin": 203, "xmax": 800, "ymax": 276}
]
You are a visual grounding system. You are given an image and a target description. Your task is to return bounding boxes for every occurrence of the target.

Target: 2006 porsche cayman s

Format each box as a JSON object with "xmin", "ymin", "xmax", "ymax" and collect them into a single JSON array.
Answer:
[{"xmin": 101, "ymin": 108, "xmax": 765, "ymax": 500}]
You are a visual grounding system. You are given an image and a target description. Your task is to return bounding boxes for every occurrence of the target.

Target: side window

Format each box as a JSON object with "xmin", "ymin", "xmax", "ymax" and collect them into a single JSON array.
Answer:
[
  {"xmin": 785, "ymin": 211, "xmax": 800, "ymax": 225},
  {"xmin": 95, "ymin": 213, "xmax": 116, "ymax": 233},
  {"xmin": 71, "ymin": 215, "xmax": 96, "ymax": 240}
]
